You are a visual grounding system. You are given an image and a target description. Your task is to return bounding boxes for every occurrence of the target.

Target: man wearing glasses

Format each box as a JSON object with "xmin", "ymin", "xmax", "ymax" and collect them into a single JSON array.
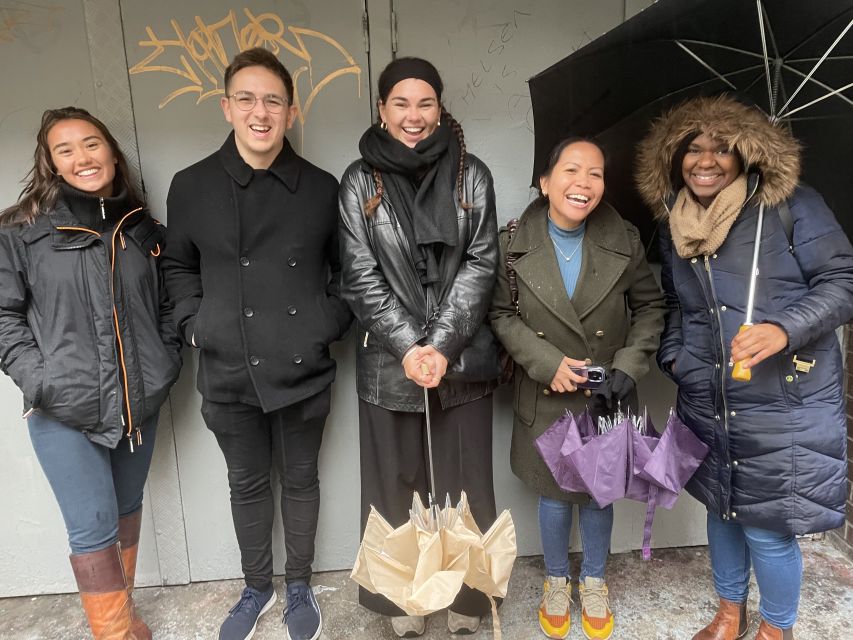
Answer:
[{"xmin": 162, "ymin": 47, "xmax": 350, "ymax": 640}]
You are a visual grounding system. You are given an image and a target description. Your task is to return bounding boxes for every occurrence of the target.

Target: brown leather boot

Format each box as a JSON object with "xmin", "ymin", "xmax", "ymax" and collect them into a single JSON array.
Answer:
[
  {"xmin": 70, "ymin": 543, "xmax": 136, "ymax": 639},
  {"xmin": 692, "ymin": 598, "xmax": 750, "ymax": 640},
  {"xmin": 118, "ymin": 509, "xmax": 152, "ymax": 640},
  {"xmin": 754, "ymin": 619, "xmax": 794, "ymax": 640}
]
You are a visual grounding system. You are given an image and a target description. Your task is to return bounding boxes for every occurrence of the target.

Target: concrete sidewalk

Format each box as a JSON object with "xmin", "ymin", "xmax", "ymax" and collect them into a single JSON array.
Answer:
[{"xmin": 2, "ymin": 540, "xmax": 851, "ymax": 639}]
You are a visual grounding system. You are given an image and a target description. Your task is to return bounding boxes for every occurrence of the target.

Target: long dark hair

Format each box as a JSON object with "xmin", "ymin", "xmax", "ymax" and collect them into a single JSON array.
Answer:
[
  {"xmin": 532, "ymin": 136, "xmax": 607, "ymax": 209},
  {"xmin": 363, "ymin": 58, "xmax": 471, "ymax": 216},
  {"xmin": 1, "ymin": 107, "xmax": 140, "ymax": 226}
]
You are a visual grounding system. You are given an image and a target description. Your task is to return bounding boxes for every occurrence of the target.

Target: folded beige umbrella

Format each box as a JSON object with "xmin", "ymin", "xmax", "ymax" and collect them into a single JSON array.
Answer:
[{"xmin": 352, "ymin": 388, "xmax": 517, "ymax": 637}]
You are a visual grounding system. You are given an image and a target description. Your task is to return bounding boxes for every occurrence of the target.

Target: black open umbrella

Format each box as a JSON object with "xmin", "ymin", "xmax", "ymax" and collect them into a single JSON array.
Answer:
[{"xmin": 529, "ymin": 0, "xmax": 853, "ymax": 259}]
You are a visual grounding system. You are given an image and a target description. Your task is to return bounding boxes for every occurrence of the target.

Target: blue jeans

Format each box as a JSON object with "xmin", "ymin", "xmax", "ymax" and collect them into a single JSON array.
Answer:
[
  {"xmin": 539, "ymin": 496, "xmax": 613, "ymax": 580},
  {"xmin": 706, "ymin": 511, "xmax": 802, "ymax": 629},
  {"xmin": 27, "ymin": 412, "xmax": 157, "ymax": 554}
]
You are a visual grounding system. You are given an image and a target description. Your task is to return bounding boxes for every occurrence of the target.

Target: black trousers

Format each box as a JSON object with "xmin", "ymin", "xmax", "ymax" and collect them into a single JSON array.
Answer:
[
  {"xmin": 201, "ymin": 387, "xmax": 329, "ymax": 590},
  {"xmin": 358, "ymin": 392, "xmax": 497, "ymax": 617}
]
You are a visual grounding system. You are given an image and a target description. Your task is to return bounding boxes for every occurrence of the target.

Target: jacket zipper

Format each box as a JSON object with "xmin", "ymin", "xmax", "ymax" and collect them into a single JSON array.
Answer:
[
  {"xmin": 100, "ymin": 197, "xmax": 105, "ymax": 220},
  {"xmin": 703, "ymin": 255, "xmax": 730, "ymax": 433}
]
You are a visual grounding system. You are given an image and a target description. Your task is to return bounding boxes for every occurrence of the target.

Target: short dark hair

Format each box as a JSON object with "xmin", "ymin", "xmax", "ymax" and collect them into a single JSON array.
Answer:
[{"xmin": 224, "ymin": 47, "xmax": 294, "ymax": 103}]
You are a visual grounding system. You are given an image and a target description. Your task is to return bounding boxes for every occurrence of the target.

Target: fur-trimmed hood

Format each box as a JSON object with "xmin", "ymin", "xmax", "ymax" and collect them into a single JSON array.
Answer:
[{"xmin": 636, "ymin": 95, "xmax": 800, "ymax": 218}]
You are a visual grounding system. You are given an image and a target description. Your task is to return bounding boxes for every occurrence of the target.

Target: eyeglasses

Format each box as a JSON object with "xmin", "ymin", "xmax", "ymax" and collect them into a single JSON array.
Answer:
[{"xmin": 226, "ymin": 91, "xmax": 289, "ymax": 113}]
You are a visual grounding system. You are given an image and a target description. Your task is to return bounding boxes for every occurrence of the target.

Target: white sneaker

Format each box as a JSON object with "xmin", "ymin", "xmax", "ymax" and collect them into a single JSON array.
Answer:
[{"xmin": 390, "ymin": 615, "xmax": 425, "ymax": 638}]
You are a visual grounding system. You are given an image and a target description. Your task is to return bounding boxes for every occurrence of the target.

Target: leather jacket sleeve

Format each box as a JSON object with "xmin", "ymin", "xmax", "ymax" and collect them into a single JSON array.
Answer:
[
  {"xmin": 0, "ymin": 230, "xmax": 45, "ymax": 408},
  {"xmin": 426, "ymin": 161, "xmax": 499, "ymax": 363},
  {"xmin": 338, "ymin": 168, "xmax": 426, "ymax": 359}
]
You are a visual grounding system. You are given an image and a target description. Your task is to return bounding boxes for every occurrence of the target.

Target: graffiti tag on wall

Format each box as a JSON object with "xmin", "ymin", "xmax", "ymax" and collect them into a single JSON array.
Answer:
[
  {"xmin": 128, "ymin": 8, "xmax": 361, "ymax": 126},
  {"xmin": 0, "ymin": 2, "xmax": 63, "ymax": 47}
]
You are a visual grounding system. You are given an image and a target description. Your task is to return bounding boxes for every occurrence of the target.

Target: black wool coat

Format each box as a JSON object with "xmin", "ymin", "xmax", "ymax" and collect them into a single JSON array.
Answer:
[{"xmin": 163, "ymin": 133, "xmax": 352, "ymax": 412}]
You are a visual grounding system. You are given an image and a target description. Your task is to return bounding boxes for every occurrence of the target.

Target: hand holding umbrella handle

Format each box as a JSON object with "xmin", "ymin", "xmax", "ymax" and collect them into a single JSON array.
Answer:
[{"xmin": 731, "ymin": 324, "xmax": 753, "ymax": 381}]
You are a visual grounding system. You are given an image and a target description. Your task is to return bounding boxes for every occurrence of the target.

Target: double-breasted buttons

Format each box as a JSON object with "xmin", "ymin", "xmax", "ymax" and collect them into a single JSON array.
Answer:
[
  {"xmin": 542, "ymin": 388, "xmax": 551, "ymax": 396},
  {"xmin": 594, "ymin": 330, "xmax": 605, "ymax": 338},
  {"xmin": 243, "ymin": 307, "xmax": 254, "ymax": 318},
  {"xmin": 293, "ymin": 354, "xmax": 303, "ymax": 364},
  {"xmin": 288, "ymin": 257, "xmax": 297, "ymax": 267},
  {"xmin": 249, "ymin": 356, "xmax": 260, "ymax": 366},
  {"xmin": 536, "ymin": 331, "xmax": 546, "ymax": 338},
  {"xmin": 287, "ymin": 306, "xmax": 297, "ymax": 316}
]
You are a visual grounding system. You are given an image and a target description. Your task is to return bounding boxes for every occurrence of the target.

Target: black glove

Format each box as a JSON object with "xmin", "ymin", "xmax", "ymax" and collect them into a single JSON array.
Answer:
[{"xmin": 591, "ymin": 369, "xmax": 635, "ymax": 417}]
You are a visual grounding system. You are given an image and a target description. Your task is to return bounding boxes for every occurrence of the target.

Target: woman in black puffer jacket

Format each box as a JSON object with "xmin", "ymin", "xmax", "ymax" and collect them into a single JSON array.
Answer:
[
  {"xmin": 637, "ymin": 95, "xmax": 853, "ymax": 640},
  {"xmin": 0, "ymin": 107, "xmax": 181, "ymax": 639}
]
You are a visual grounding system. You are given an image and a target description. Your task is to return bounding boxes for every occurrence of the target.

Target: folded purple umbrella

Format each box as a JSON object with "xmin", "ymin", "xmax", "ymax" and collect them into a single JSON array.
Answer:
[
  {"xmin": 629, "ymin": 411, "xmax": 709, "ymax": 559},
  {"xmin": 536, "ymin": 408, "xmax": 709, "ymax": 560},
  {"xmin": 534, "ymin": 411, "xmax": 591, "ymax": 494}
]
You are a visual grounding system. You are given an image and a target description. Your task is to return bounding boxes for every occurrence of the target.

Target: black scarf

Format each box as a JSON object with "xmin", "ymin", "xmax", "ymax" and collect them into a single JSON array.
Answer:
[{"xmin": 358, "ymin": 115, "xmax": 460, "ymax": 286}]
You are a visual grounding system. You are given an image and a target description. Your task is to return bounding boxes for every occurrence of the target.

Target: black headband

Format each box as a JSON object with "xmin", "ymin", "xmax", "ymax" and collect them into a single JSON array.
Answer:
[{"xmin": 378, "ymin": 58, "xmax": 443, "ymax": 101}]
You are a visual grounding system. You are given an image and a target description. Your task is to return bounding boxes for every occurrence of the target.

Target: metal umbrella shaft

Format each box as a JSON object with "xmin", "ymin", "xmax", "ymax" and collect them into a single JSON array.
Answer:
[
  {"xmin": 732, "ymin": 202, "xmax": 765, "ymax": 381},
  {"xmin": 423, "ymin": 386, "xmax": 438, "ymax": 506}
]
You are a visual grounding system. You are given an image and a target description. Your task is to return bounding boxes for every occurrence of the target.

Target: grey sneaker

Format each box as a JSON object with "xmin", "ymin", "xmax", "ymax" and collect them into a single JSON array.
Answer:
[
  {"xmin": 539, "ymin": 576, "xmax": 572, "ymax": 639},
  {"xmin": 390, "ymin": 615, "xmax": 425, "ymax": 638},
  {"xmin": 218, "ymin": 586, "xmax": 277, "ymax": 640},
  {"xmin": 447, "ymin": 610, "xmax": 481, "ymax": 634},
  {"xmin": 284, "ymin": 581, "xmax": 322, "ymax": 640}
]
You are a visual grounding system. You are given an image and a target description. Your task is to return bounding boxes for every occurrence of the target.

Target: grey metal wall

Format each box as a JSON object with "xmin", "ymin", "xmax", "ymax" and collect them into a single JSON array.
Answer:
[{"xmin": 0, "ymin": 0, "xmax": 707, "ymax": 597}]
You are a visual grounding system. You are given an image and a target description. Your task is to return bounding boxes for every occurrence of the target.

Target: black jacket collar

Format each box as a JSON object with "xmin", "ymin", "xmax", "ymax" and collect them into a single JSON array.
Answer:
[{"xmin": 218, "ymin": 131, "xmax": 301, "ymax": 192}]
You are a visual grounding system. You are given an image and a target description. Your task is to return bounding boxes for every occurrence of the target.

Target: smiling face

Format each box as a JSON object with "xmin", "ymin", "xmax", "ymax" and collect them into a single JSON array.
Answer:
[
  {"xmin": 47, "ymin": 119, "xmax": 117, "ymax": 198},
  {"xmin": 681, "ymin": 133, "xmax": 742, "ymax": 207},
  {"xmin": 221, "ymin": 65, "xmax": 297, "ymax": 169},
  {"xmin": 378, "ymin": 78, "xmax": 441, "ymax": 148},
  {"xmin": 539, "ymin": 141, "xmax": 605, "ymax": 229}
]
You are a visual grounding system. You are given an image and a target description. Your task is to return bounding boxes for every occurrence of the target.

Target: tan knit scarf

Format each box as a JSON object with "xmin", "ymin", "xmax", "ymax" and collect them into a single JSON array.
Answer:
[{"xmin": 668, "ymin": 174, "xmax": 748, "ymax": 258}]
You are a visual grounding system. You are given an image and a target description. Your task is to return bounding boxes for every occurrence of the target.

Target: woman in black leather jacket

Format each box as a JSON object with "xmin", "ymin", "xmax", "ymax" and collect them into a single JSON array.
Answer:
[
  {"xmin": 338, "ymin": 57, "xmax": 500, "ymax": 637},
  {"xmin": 0, "ymin": 107, "xmax": 180, "ymax": 639}
]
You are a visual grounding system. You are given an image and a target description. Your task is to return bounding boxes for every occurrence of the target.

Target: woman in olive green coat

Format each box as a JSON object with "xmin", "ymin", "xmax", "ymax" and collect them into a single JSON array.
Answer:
[{"xmin": 489, "ymin": 138, "xmax": 664, "ymax": 640}]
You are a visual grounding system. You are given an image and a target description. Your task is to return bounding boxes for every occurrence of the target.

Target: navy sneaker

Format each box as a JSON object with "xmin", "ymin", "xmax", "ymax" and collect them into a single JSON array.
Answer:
[
  {"xmin": 219, "ymin": 585, "xmax": 277, "ymax": 640},
  {"xmin": 284, "ymin": 581, "xmax": 322, "ymax": 640}
]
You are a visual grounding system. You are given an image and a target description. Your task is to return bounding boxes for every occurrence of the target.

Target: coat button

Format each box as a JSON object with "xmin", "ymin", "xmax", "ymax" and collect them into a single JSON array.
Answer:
[
  {"xmin": 733, "ymin": 460, "xmax": 739, "ymax": 467},
  {"xmin": 714, "ymin": 414, "xmax": 720, "ymax": 421},
  {"xmin": 594, "ymin": 330, "xmax": 605, "ymax": 337},
  {"xmin": 720, "ymin": 305, "xmax": 727, "ymax": 311},
  {"xmin": 536, "ymin": 331, "xmax": 546, "ymax": 338},
  {"xmin": 730, "ymin": 411, "xmax": 736, "ymax": 417},
  {"xmin": 288, "ymin": 306, "xmax": 297, "ymax": 315},
  {"xmin": 293, "ymin": 354, "xmax": 303, "ymax": 364},
  {"xmin": 583, "ymin": 389, "xmax": 592, "ymax": 398},
  {"xmin": 542, "ymin": 388, "xmax": 551, "ymax": 396},
  {"xmin": 691, "ymin": 258, "xmax": 697, "ymax": 264},
  {"xmin": 243, "ymin": 307, "xmax": 254, "ymax": 318},
  {"xmin": 712, "ymin": 253, "xmax": 718, "ymax": 259},
  {"xmin": 731, "ymin": 511, "xmax": 737, "ymax": 518},
  {"xmin": 249, "ymin": 356, "xmax": 260, "ymax": 366},
  {"xmin": 785, "ymin": 375, "xmax": 794, "ymax": 382},
  {"xmin": 584, "ymin": 358, "xmax": 593, "ymax": 366},
  {"xmin": 288, "ymin": 257, "xmax": 297, "ymax": 267},
  {"xmin": 240, "ymin": 256, "xmax": 250, "ymax": 267}
]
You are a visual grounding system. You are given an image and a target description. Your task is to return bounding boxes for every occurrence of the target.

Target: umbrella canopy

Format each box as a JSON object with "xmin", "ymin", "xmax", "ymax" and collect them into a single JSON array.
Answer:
[
  {"xmin": 535, "ymin": 409, "xmax": 709, "ymax": 558},
  {"xmin": 351, "ymin": 492, "xmax": 516, "ymax": 637},
  {"xmin": 529, "ymin": 0, "xmax": 853, "ymax": 258}
]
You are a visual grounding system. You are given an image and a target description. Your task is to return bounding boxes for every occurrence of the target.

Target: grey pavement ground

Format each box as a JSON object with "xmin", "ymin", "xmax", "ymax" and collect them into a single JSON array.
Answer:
[{"xmin": 2, "ymin": 540, "xmax": 851, "ymax": 640}]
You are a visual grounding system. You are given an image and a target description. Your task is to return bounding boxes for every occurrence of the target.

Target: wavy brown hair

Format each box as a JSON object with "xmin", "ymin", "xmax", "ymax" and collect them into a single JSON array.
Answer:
[{"xmin": 0, "ymin": 107, "xmax": 140, "ymax": 226}]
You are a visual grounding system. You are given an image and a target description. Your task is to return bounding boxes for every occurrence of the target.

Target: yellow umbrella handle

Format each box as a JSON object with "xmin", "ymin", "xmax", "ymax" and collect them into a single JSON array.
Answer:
[{"xmin": 731, "ymin": 324, "xmax": 752, "ymax": 382}]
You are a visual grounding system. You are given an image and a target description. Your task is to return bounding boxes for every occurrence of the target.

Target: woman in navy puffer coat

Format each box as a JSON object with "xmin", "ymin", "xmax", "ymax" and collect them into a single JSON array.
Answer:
[{"xmin": 637, "ymin": 96, "xmax": 853, "ymax": 640}]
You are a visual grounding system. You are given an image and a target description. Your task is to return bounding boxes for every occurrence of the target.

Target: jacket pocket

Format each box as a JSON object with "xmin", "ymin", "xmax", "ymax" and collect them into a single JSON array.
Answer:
[{"xmin": 515, "ymin": 371, "xmax": 538, "ymax": 426}]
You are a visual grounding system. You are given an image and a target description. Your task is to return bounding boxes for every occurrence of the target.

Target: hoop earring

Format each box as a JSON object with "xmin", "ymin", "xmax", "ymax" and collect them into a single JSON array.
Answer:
[{"xmin": 380, "ymin": 121, "xmax": 387, "ymax": 130}]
